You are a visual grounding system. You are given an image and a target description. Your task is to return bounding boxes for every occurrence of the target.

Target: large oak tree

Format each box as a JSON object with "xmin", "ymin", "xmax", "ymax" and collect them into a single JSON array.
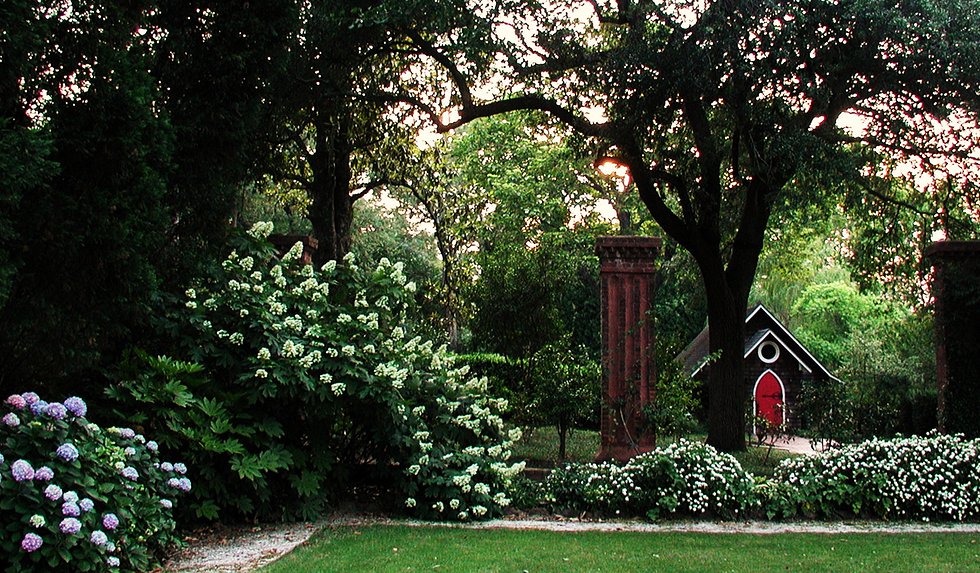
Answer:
[{"xmin": 406, "ymin": 0, "xmax": 980, "ymax": 450}]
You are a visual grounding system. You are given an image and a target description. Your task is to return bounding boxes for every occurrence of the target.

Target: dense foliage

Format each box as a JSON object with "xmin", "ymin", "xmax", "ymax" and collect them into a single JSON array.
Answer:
[
  {"xmin": 762, "ymin": 433, "xmax": 980, "ymax": 521},
  {"xmin": 546, "ymin": 440, "xmax": 755, "ymax": 520},
  {"xmin": 524, "ymin": 434, "xmax": 980, "ymax": 524},
  {"xmin": 792, "ymin": 281, "xmax": 937, "ymax": 441},
  {"xmin": 109, "ymin": 223, "xmax": 522, "ymax": 522},
  {"xmin": 1, "ymin": 393, "xmax": 188, "ymax": 572}
]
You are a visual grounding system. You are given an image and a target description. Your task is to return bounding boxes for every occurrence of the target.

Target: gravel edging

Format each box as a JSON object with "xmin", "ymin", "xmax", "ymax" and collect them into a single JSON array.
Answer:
[
  {"xmin": 335, "ymin": 514, "xmax": 980, "ymax": 535},
  {"xmin": 163, "ymin": 521, "xmax": 323, "ymax": 573},
  {"xmin": 164, "ymin": 514, "xmax": 980, "ymax": 572}
]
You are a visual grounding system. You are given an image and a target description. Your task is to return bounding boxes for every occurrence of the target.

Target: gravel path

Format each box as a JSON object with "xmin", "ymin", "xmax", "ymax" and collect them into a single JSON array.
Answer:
[
  {"xmin": 163, "ymin": 521, "xmax": 323, "ymax": 573},
  {"xmin": 163, "ymin": 513, "xmax": 980, "ymax": 572}
]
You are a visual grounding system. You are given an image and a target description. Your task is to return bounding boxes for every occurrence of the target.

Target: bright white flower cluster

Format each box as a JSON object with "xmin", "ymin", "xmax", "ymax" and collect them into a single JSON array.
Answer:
[
  {"xmin": 769, "ymin": 432, "xmax": 980, "ymax": 521},
  {"xmin": 547, "ymin": 440, "xmax": 754, "ymax": 519},
  {"xmin": 183, "ymin": 222, "xmax": 519, "ymax": 522}
]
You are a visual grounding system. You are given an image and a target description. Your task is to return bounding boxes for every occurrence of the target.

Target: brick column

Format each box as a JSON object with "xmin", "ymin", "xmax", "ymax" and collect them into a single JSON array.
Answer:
[
  {"xmin": 925, "ymin": 241, "xmax": 980, "ymax": 437},
  {"xmin": 595, "ymin": 236, "xmax": 661, "ymax": 461}
]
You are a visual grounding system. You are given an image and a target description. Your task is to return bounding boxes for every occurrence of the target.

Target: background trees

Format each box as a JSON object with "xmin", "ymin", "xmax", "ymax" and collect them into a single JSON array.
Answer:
[{"xmin": 409, "ymin": 0, "xmax": 980, "ymax": 450}]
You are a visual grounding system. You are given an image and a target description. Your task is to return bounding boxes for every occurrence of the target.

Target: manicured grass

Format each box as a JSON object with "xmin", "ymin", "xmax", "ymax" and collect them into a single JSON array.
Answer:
[
  {"xmin": 513, "ymin": 426, "xmax": 798, "ymax": 476},
  {"xmin": 260, "ymin": 525, "xmax": 980, "ymax": 572},
  {"xmin": 512, "ymin": 426, "xmax": 600, "ymax": 465}
]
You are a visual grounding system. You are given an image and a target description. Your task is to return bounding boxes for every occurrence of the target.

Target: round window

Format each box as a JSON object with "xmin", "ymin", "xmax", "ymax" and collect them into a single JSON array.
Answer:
[{"xmin": 758, "ymin": 341, "xmax": 780, "ymax": 363}]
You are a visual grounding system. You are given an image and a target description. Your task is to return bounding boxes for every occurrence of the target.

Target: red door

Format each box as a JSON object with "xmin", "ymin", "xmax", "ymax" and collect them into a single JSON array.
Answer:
[{"xmin": 755, "ymin": 371, "xmax": 784, "ymax": 427}]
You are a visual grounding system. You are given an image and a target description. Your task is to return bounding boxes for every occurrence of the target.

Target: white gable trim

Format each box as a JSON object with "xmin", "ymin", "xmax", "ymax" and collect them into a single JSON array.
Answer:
[
  {"xmin": 746, "ymin": 305, "xmax": 839, "ymax": 381},
  {"xmin": 744, "ymin": 330, "xmax": 813, "ymax": 374}
]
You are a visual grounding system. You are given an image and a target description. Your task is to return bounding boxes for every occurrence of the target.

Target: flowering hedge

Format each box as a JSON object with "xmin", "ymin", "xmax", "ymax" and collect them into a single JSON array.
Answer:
[
  {"xmin": 763, "ymin": 433, "xmax": 980, "ymax": 521},
  {"xmin": 110, "ymin": 222, "xmax": 522, "ymax": 521},
  {"xmin": 546, "ymin": 440, "xmax": 755, "ymax": 519},
  {"xmin": 1, "ymin": 393, "xmax": 189, "ymax": 572}
]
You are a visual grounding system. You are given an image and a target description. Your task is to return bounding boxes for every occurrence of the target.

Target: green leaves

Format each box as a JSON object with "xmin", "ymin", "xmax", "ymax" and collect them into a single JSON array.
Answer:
[{"xmin": 230, "ymin": 447, "xmax": 293, "ymax": 481}]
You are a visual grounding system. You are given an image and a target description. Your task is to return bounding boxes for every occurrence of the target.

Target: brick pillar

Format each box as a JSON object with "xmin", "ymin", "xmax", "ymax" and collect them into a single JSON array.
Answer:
[
  {"xmin": 925, "ymin": 241, "xmax": 980, "ymax": 437},
  {"xmin": 595, "ymin": 236, "xmax": 661, "ymax": 461}
]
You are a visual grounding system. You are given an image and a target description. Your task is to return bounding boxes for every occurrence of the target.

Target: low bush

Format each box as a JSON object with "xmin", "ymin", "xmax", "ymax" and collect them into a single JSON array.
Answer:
[
  {"xmin": 1, "ymin": 393, "xmax": 189, "ymax": 572},
  {"xmin": 765, "ymin": 433, "xmax": 980, "ymax": 521},
  {"xmin": 545, "ymin": 440, "xmax": 755, "ymax": 519},
  {"xmin": 109, "ymin": 222, "xmax": 523, "ymax": 522}
]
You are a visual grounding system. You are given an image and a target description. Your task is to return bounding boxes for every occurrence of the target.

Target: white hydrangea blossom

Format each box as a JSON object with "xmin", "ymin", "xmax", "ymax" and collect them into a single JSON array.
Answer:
[{"xmin": 247, "ymin": 221, "xmax": 274, "ymax": 239}]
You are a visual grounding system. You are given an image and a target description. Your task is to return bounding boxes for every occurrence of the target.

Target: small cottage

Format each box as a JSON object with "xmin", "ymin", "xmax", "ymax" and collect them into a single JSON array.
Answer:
[{"xmin": 677, "ymin": 304, "xmax": 838, "ymax": 433}]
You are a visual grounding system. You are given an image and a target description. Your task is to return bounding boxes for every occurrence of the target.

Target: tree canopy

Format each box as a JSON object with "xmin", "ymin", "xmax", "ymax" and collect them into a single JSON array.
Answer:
[{"xmin": 405, "ymin": 0, "xmax": 980, "ymax": 450}]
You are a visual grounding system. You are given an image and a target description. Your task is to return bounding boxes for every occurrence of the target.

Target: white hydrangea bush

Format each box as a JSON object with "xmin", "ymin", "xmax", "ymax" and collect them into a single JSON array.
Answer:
[
  {"xmin": 177, "ymin": 222, "xmax": 521, "ymax": 520},
  {"xmin": 769, "ymin": 432, "xmax": 980, "ymax": 521},
  {"xmin": 547, "ymin": 440, "xmax": 754, "ymax": 519}
]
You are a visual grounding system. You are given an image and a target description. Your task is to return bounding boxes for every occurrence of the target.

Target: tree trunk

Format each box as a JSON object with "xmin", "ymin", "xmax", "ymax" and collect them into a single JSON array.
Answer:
[
  {"xmin": 308, "ymin": 105, "xmax": 354, "ymax": 267},
  {"xmin": 703, "ymin": 281, "xmax": 749, "ymax": 451},
  {"xmin": 557, "ymin": 421, "xmax": 568, "ymax": 461}
]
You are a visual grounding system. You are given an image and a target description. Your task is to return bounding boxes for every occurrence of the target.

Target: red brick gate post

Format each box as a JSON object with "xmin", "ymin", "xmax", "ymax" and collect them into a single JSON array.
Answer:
[{"xmin": 595, "ymin": 236, "xmax": 660, "ymax": 461}]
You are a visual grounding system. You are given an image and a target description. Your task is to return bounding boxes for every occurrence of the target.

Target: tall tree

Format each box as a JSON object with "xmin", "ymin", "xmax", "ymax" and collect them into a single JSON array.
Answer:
[
  {"xmin": 263, "ymin": 0, "xmax": 494, "ymax": 266},
  {"xmin": 406, "ymin": 0, "xmax": 980, "ymax": 450},
  {"xmin": 0, "ymin": 1, "xmax": 293, "ymax": 390}
]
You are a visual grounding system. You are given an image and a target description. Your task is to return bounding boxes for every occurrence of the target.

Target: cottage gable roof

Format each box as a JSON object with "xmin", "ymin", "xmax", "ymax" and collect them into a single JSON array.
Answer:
[{"xmin": 676, "ymin": 304, "xmax": 837, "ymax": 381}]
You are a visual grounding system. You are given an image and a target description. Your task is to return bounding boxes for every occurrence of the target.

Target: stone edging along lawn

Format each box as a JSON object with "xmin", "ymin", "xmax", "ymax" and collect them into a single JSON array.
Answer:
[{"xmin": 164, "ymin": 513, "xmax": 980, "ymax": 572}]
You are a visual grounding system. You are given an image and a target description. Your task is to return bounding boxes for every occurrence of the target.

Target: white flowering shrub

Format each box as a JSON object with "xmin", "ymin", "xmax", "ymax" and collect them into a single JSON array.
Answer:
[
  {"xmin": 110, "ymin": 223, "xmax": 521, "ymax": 521},
  {"xmin": 546, "ymin": 440, "xmax": 754, "ymax": 519},
  {"xmin": 766, "ymin": 432, "xmax": 980, "ymax": 521},
  {"xmin": 0, "ymin": 393, "xmax": 189, "ymax": 572}
]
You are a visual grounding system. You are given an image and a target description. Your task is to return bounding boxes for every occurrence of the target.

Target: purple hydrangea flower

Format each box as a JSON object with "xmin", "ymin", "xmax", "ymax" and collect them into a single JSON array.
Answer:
[
  {"xmin": 121, "ymin": 466, "xmax": 138, "ymax": 481},
  {"xmin": 20, "ymin": 533, "xmax": 42, "ymax": 552},
  {"xmin": 178, "ymin": 477, "xmax": 192, "ymax": 492},
  {"xmin": 5, "ymin": 394, "xmax": 27, "ymax": 409},
  {"xmin": 2, "ymin": 412, "xmax": 20, "ymax": 427},
  {"xmin": 63, "ymin": 491, "xmax": 78, "ymax": 503},
  {"xmin": 119, "ymin": 428, "xmax": 135, "ymax": 440},
  {"xmin": 11, "ymin": 459, "xmax": 35, "ymax": 481},
  {"xmin": 21, "ymin": 392, "xmax": 39, "ymax": 405},
  {"xmin": 29, "ymin": 400, "xmax": 48, "ymax": 415},
  {"xmin": 79, "ymin": 498, "xmax": 94, "ymax": 512},
  {"xmin": 56, "ymin": 443, "xmax": 79, "ymax": 462},
  {"xmin": 62, "ymin": 502, "xmax": 80, "ymax": 517},
  {"xmin": 63, "ymin": 396, "xmax": 87, "ymax": 417},
  {"xmin": 124, "ymin": 447, "xmax": 136, "ymax": 457},
  {"xmin": 102, "ymin": 513, "xmax": 119, "ymax": 530},
  {"xmin": 174, "ymin": 462, "xmax": 187, "ymax": 475},
  {"xmin": 44, "ymin": 484, "xmax": 63, "ymax": 500},
  {"xmin": 90, "ymin": 530, "xmax": 108, "ymax": 547},
  {"xmin": 167, "ymin": 477, "xmax": 180, "ymax": 488},
  {"xmin": 44, "ymin": 402, "xmax": 67, "ymax": 420},
  {"xmin": 159, "ymin": 499, "xmax": 173, "ymax": 509},
  {"xmin": 107, "ymin": 556, "xmax": 120, "ymax": 568},
  {"xmin": 34, "ymin": 466, "xmax": 54, "ymax": 481},
  {"xmin": 59, "ymin": 517, "xmax": 82, "ymax": 535},
  {"xmin": 106, "ymin": 541, "xmax": 116, "ymax": 553},
  {"xmin": 146, "ymin": 440, "xmax": 158, "ymax": 452},
  {"xmin": 160, "ymin": 462, "xmax": 174, "ymax": 472}
]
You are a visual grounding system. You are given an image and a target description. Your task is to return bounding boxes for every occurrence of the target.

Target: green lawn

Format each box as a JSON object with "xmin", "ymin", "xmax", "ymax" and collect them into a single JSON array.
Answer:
[
  {"xmin": 512, "ymin": 426, "xmax": 797, "ymax": 476},
  {"xmin": 260, "ymin": 525, "xmax": 980, "ymax": 572}
]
